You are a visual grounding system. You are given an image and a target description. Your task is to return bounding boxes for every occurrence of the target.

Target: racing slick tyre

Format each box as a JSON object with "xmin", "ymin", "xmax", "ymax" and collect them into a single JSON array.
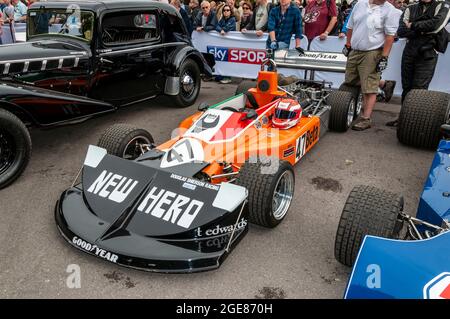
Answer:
[
  {"xmin": 327, "ymin": 90, "xmax": 355, "ymax": 132},
  {"xmin": 338, "ymin": 84, "xmax": 362, "ymax": 119},
  {"xmin": 334, "ymin": 185, "xmax": 404, "ymax": 267},
  {"xmin": 235, "ymin": 157, "xmax": 295, "ymax": 228},
  {"xmin": 397, "ymin": 90, "xmax": 450, "ymax": 149},
  {"xmin": 172, "ymin": 59, "xmax": 201, "ymax": 108},
  {"xmin": 235, "ymin": 80, "xmax": 256, "ymax": 96},
  {"xmin": 0, "ymin": 109, "xmax": 31, "ymax": 189},
  {"xmin": 97, "ymin": 124, "xmax": 154, "ymax": 160}
]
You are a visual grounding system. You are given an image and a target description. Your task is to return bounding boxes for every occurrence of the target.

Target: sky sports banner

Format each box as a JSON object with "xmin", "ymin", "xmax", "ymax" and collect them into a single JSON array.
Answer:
[
  {"xmin": 192, "ymin": 31, "xmax": 308, "ymax": 79},
  {"xmin": 192, "ymin": 31, "xmax": 450, "ymax": 94}
]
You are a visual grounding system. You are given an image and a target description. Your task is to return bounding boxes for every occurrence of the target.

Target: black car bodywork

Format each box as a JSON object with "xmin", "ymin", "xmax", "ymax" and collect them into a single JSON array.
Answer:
[
  {"xmin": 55, "ymin": 145, "xmax": 248, "ymax": 272},
  {"xmin": 0, "ymin": 0, "xmax": 213, "ymax": 189}
]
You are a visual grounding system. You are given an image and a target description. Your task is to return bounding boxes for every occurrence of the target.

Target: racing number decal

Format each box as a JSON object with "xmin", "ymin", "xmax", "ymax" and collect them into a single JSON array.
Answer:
[
  {"xmin": 296, "ymin": 134, "xmax": 306, "ymax": 162},
  {"xmin": 295, "ymin": 126, "xmax": 319, "ymax": 162},
  {"xmin": 160, "ymin": 138, "xmax": 205, "ymax": 168},
  {"xmin": 167, "ymin": 139, "xmax": 194, "ymax": 163}
]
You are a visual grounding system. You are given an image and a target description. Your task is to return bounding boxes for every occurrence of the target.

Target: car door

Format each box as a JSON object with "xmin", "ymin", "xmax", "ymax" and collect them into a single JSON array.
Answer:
[{"xmin": 89, "ymin": 10, "xmax": 167, "ymax": 106}]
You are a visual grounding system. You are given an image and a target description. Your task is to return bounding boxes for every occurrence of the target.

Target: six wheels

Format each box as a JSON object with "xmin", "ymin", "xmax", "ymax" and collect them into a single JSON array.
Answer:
[
  {"xmin": 397, "ymin": 89, "xmax": 450, "ymax": 149},
  {"xmin": 327, "ymin": 90, "xmax": 356, "ymax": 132},
  {"xmin": 334, "ymin": 185, "xmax": 404, "ymax": 267},
  {"xmin": 0, "ymin": 109, "xmax": 32, "ymax": 189},
  {"xmin": 235, "ymin": 157, "xmax": 295, "ymax": 228},
  {"xmin": 172, "ymin": 59, "xmax": 201, "ymax": 108},
  {"xmin": 97, "ymin": 124, "xmax": 154, "ymax": 160}
]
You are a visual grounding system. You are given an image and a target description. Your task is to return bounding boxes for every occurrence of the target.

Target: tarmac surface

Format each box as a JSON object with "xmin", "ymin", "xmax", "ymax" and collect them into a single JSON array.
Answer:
[{"xmin": 0, "ymin": 81, "xmax": 435, "ymax": 298}]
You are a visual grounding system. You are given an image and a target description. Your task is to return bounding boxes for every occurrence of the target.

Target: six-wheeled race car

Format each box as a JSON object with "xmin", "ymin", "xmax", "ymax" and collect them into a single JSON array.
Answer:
[
  {"xmin": 335, "ymin": 124, "xmax": 450, "ymax": 299},
  {"xmin": 55, "ymin": 53, "xmax": 358, "ymax": 272},
  {"xmin": 0, "ymin": 0, "xmax": 213, "ymax": 189}
]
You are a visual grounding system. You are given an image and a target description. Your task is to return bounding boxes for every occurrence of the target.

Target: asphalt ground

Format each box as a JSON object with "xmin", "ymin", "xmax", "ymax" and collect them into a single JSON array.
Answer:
[{"xmin": 0, "ymin": 81, "xmax": 435, "ymax": 298}]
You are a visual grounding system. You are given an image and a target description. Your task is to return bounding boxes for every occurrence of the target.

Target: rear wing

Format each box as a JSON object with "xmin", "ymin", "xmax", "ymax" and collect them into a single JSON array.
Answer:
[{"xmin": 273, "ymin": 49, "xmax": 347, "ymax": 73}]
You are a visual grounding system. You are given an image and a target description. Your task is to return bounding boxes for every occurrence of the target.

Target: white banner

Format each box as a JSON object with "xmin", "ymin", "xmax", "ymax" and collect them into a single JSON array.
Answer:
[
  {"xmin": 192, "ymin": 31, "xmax": 308, "ymax": 79},
  {"xmin": 193, "ymin": 31, "xmax": 450, "ymax": 95}
]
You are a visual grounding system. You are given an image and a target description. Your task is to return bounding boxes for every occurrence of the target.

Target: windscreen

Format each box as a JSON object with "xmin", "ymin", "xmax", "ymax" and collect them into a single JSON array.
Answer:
[{"xmin": 28, "ymin": 7, "xmax": 95, "ymax": 43}]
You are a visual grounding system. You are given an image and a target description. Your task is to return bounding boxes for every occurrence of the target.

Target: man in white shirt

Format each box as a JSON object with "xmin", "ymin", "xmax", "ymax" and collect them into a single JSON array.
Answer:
[{"xmin": 342, "ymin": 0, "xmax": 401, "ymax": 130}]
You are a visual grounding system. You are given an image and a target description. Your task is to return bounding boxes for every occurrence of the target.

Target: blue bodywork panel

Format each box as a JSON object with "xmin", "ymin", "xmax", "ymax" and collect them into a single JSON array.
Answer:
[
  {"xmin": 417, "ymin": 140, "xmax": 450, "ymax": 226},
  {"xmin": 344, "ymin": 233, "xmax": 450, "ymax": 299},
  {"xmin": 345, "ymin": 140, "xmax": 450, "ymax": 299}
]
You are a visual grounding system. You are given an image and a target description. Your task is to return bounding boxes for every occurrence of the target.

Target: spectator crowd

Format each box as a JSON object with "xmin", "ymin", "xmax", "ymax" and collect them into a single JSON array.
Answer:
[{"xmin": 1, "ymin": 0, "xmax": 449, "ymax": 132}]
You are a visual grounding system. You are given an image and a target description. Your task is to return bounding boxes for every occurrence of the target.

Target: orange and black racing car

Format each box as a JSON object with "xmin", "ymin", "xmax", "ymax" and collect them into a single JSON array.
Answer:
[{"xmin": 55, "ymin": 53, "xmax": 357, "ymax": 272}]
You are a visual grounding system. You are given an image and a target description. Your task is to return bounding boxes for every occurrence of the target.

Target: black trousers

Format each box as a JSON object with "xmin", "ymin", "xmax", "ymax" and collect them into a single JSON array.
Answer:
[{"xmin": 401, "ymin": 49, "xmax": 438, "ymax": 103}]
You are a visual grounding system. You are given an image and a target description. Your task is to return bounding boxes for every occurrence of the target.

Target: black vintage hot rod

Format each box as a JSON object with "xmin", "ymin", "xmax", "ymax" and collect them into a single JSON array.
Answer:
[{"xmin": 0, "ymin": 0, "xmax": 213, "ymax": 189}]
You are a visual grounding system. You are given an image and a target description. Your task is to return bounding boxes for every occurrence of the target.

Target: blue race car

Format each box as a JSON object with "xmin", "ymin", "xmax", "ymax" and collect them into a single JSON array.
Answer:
[{"xmin": 334, "ymin": 124, "xmax": 450, "ymax": 299}]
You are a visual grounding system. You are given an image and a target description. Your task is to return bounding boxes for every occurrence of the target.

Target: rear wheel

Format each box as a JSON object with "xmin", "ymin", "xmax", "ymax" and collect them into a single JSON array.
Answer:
[
  {"xmin": 172, "ymin": 59, "xmax": 201, "ymax": 108},
  {"xmin": 334, "ymin": 185, "xmax": 404, "ymax": 267},
  {"xmin": 327, "ymin": 90, "xmax": 355, "ymax": 132},
  {"xmin": 397, "ymin": 90, "xmax": 450, "ymax": 149},
  {"xmin": 339, "ymin": 84, "xmax": 362, "ymax": 118},
  {"xmin": 97, "ymin": 124, "xmax": 154, "ymax": 160},
  {"xmin": 0, "ymin": 109, "xmax": 31, "ymax": 189},
  {"xmin": 235, "ymin": 157, "xmax": 295, "ymax": 228}
]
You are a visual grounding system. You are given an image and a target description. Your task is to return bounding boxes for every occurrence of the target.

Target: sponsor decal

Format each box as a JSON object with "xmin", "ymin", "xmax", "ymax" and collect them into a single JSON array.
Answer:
[
  {"xmin": 283, "ymin": 146, "xmax": 295, "ymax": 158},
  {"xmin": 184, "ymin": 109, "xmax": 233, "ymax": 142},
  {"xmin": 191, "ymin": 113, "xmax": 220, "ymax": 133},
  {"xmin": 182, "ymin": 182, "xmax": 196, "ymax": 190},
  {"xmin": 207, "ymin": 46, "xmax": 267, "ymax": 65},
  {"xmin": 87, "ymin": 170, "xmax": 138, "ymax": 203},
  {"xmin": 137, "ymin": 186, "xmax": 204, "ymax": 229},
  {"xmin": 195, "ymin": 218, "xmax": 248, "ymax": 237},
  {"xmin": 261, "ymin": 115, "xmax": 269, "ymax": 125},
  {"xmin": 424, "ymin": 272, "xmax": 450, "ymax": 299},
  {"xmin": 303, "ymin": 52, "xmax": 339, "ymax": 60},
  {"xmin": 72, "ymin": 237, "xmax": 118, "ymax": 263},
  {"xmin": 295, "ymin": 125, "xmax": 319, "ymax": 162},
  {"xmin": 170, "ymin": 173, "xmax": 219, "ymax": 191}
]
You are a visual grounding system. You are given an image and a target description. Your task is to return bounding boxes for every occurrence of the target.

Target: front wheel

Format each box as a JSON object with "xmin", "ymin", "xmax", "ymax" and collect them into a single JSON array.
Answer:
[
  {"xmin": 334, "ymin": 185, "xmax": 404, "ymax": 267},
  {"xmin": 235, "ymin": 157, "xmax": 295, "ymax": 228},
  {"xmin": 0, "ymin": 109, "xmax": 32, "ymax": 189},
  {"xmin": 97, "ymin": 124, "xmax": 154, "ymax": 160},
  {"xmin": 172, "ymin": 59, "xmax": 201, "ymax": 108}
]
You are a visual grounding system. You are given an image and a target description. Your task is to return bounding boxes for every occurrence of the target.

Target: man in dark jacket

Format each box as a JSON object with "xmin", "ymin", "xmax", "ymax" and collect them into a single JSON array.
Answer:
[
  {"xmin": 194, "ymin": 0, "xmax": 218, "ymax": 32},
  {"xmin": 387, "ymin": 0, "xmax": 450, "ymax": 126},
  {"xmin": 398, "ymin": 0, "xmax": 450, "ymax": 102},
  {"xmin": 170, "ymin": 0, "xmax": 193, "ymax": 35}
]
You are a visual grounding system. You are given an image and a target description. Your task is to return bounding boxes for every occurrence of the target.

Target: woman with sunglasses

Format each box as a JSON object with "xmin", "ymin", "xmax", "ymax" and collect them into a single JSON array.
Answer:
[
  {"xmin": 215, "ymin": 4, "xmax": 236, "ymax": 84},
  {"xmin": 215, "ymin": 4, "xmax": 236, "ymax": 35}
]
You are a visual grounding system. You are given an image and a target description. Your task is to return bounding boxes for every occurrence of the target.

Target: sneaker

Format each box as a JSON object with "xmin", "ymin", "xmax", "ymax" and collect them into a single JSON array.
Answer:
[
  {"xmin": 202, "ymin": 75, "xmax": 214, "ymax": 82},
  {"xmin": 386, "ymin": 118, "xmax": 399, "ymax": 127},
  {"xmin": 220, "ymin": 78, "xmax": 232, "ymax": 84},
  {"xmin": 382, "ymin": 80, "xmax": 396, "ymax": 102},
  {"xmin": 352, "ymin": 117, "xmax": 372, "ymax": 131}
]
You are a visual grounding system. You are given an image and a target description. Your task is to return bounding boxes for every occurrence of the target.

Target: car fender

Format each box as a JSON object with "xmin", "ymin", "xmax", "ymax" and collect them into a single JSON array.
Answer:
[
  {"xmin": 167, "ymin": 45, "xmax": 214, "ymax": 77},
  {"xmin": 0, "ymin": 81, "xmax": 115, "ymax": 127}
]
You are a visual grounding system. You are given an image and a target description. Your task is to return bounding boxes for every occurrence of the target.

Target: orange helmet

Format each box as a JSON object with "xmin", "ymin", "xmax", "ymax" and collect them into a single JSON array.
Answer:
[{"xmin": 272, "ymin": 99, "xmax": 302, "ymax": 130}]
